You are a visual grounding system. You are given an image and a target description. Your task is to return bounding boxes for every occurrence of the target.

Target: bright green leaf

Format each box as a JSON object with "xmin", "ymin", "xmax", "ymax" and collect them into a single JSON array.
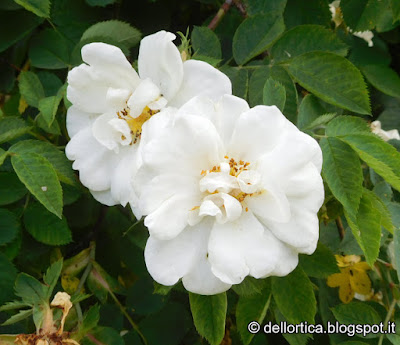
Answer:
[
  {"xmin": 326, "ymin": 115, "xmax": 371, "ymax": 136},
  {"xmin": 361, "ymin": 64, "xmax": 400, "ymax": 99},
  {"xmin": 0, "ymin": 208, "xmax": 19, "ymax": 246},
  {"xmin": 24, "ymin": 203, "xmax": 71, "ymax": 245},
  {"xmin": 0, "ymin": 300, "xmax": 31, "ymax": 312},
  {"xmin": 38, "ymin": 95, "xmax": 62, "ymax": 126},
  {"xmin": 303, "ymin": 113, "xmax": 337, "ymax": 131},
  {"xmin": 233, "ymin": 14, "xmax": 285, "ymax": 65},
  {"xmin": 192, "ymin": 26, "xmax": 222, "ymax": 59},
  {"xmin": 387, "ymin": 333, "xmax": 400, "ymax": 345},
  {"xmin": 43, "ymin": 259, "xmax": 63, "ymax": 298},
  {"xmin": 0, "ymin": 148, "xmax": 7, "ymax": 166},
  {"xmin": 236, "ymin": 287, "xmax": 271, "ymax": 345},
  {"xmin": 286, "ymin": 52, "xmax": 371, "ymax": 114},
  {"xmin": 263, "ymin": 77, "xmax": 286, "ymax": 111},
  {"xmin": 11, "ymin": 152, "xmax": 63, "ymax": 218},
  {"xmin": 320, "ymin": 137, "xmax": 363, "ymax": 216},
  {"xmin": 19, "ymin": 71, "xmax": 45, "ymax": 108},
  {"xmin": 270, "ymin": 25, "xmax": 348, "ymax": 63},
  {"xmin": 271, "ymin": 266, "xmax": 316, "ymax": 324},
  {"xmin": 9, "ymin": 139, "xmax": 76, "ymax": 186},
  {"xmin": 299, "ymin": 243, "xmax": 340, "ymax": 278},
  {"xmin": 13, "ymin": 0, "xmax": 50, "ymax": 17},
  {"xmin": 0, "ymin": 117, "xmax": 32, "ymax": 144},
  {"xmin": 189, "ymin": 293, "xmax": 227, "ymax": 345}
]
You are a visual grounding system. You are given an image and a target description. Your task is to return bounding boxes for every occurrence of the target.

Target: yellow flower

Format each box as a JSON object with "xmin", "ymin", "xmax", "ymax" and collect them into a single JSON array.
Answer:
[{"xmin": 327, "ymin": 255, "xmax": 371, "ymax": 303}]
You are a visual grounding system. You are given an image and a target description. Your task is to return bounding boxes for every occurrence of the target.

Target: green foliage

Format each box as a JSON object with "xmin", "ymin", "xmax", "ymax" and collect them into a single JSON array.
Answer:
[
  {"xmin": 263, "ymin": 77, "xmax": 286, "ymax": 111},
  {"xmin": 13, "ymin": 0, "xmax": 50, "ymax": 18},
  {"xmin": 189, "ymin": 293, "xmax": 227, "ymax": 345},
  {"xmin": 0, "ymin": 117, "xmax": 32, "ymax": 144},
  {"xmin": 360, "ymin": 64, "xmax": 400, "ymax": 98},
  {"xmin": 331, "ymin": 301, "xmax": 381, "ymax": 325},
  {"xmin": 299, "ymin": 243, "xmax": 340, "ymax": 278},
  {"xmin": 18, "ymin": 71, "xmax": 45, "ymax": 108},
  {"xmin": 192, "ymin": 26, "xmax": 222, "ymax": 59}
]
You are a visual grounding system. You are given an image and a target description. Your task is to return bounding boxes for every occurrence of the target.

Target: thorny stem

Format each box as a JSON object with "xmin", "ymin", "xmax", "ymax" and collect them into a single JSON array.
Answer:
[
  {"xmin": 109, "ymin": 290, "xmax": 147, "ymax": 345},
  {"xmin": 378, "ymin": 298, "xmax": 397, "ymax": 345},
  {"xmin": 335, "ymin": 217, "xmax": 345, "ymax": 240},
  {"xmin": 208, "ymin": 0, "xmax": 233, "ymax": 31}
]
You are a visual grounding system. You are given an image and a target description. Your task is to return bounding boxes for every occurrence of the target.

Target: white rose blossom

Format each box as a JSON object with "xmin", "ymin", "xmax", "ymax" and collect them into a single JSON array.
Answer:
[
  {"xmin": 65, "ymin": 31, "xmax": 232, "ymax": 218},
  {"xmin": 136, "ymin": 95, "xmax": 324, "ymax": 295},
  {"xmin": 371, "ymin": 120, "xmax": 400, "ymax": 141}
]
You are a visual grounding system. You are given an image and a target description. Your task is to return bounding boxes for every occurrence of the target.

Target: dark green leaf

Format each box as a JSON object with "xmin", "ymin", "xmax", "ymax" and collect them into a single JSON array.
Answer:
[
  {"xmin": 9, "ymin": 139, "xmax": 76, "ymax": 186},
  {"xmin": 84, "ymin": 327, "xmax": 124, "ymax": 345},
  {"xmin": 299, "ymin": 243, "xmax": 340, "ymax": 278},
  {"xmin": 331, "ymin": 301, "xmax": 381, "ymax": 325},
  {"xmin": 1, "ymin": 308, "xmax": 33, "ymax": 326},
  {"xmin": 320, "ymin": 137, "xmax": 363, "ymax": 216},
  {"xmin": 29, "ymin": 29, "xmax": 71, "ymax": 69},
  {"xmin": 24, "ymin": 203, "xmax": 71, "ymax": 245},
  {"xmin": 271, "ymin": 266, "xmax": 316, "ymax": 323},
  {"xmin": 19, "ymin": 71, "xmax": 45, "ymax": 108},
  {"xmin": 341, "ymin": 0, "xmax": 380, "ymax": 32},
  {"xmin": 192, "ymin": 26, "xmax": 221, "ymax": 59},
  {"xmin": 286, "ymin": 52, "xmax": 371, "ymax": 114},
  {"xmin": 0, "ymin": 148, "xmax": 7, "ymax": 166},
  {"xmin": 189, "ymin": 293, "xmax": 227, "ymax": 345},
  {"xmin": 219, "ymin": 66, "xmax": 249, "ymax": 99},
  {"xmin": 392, "ymin": 0, "xmax": 400, "ymax": 21},
  {"xmin": 283, "ymin": 0, "xmax": 331, "ymax": 29},
  {"xmin": 361, "ymin": 64, "xmax": 400, "ymax": 99},
  {"xmin": 297, "ymin": 94, "xmax": 326, "ymax": 130},
  {"xmin": 263, "ymin": 77, "xmax": 286, "ymax": 111},
  {"xmin": 0, "ymin": 208, "xmax": 19, "ymax": 246},
  {"xmin": 0, "ymin": 10, "xmax": 43, "ymax": 52},
  {"xmin": 0, "ymin": 117, "xmax": 32, "ymax": 144},
  {"xmin": 326, "ymin": 115, "xmax": 371, "ymax": 136},
  {"xmin": 0, "ymin": 252, "xmax": 17, "ymax": 305},
  {"xmin": 14, "ymin": 0, "xmax": 50, "ymax": 17},
  {"xmin": 233, "ymin": 14, "xmax": 285, "ymax": 65},
  {"xmin": 0, "ymin": 300, "xmax": 30, "ymax": 312},
  {"xmin": 232, "ymin": 277, "xmax": 268, "ymax": 296},
  {"xmin": 270, "ymin": 25, "xmax": 348, "ymax": 63},
  {"xmin": 78, "ymin": 305, "xmax": 100, "ymax": 338},
  {"xmin": 394, "ymin": 228, "xmax": 400, "ymax": 283},
  {"xmin": 245, "ymin": 0, "xmax": 287, "ymax": 16},
  {"xmin": 85, "ymin": 0, "xmax": 117, "ymax": 6},
  {"xmin": 236, "ymin": 287, "xmax": 271, "ymax": 345}
]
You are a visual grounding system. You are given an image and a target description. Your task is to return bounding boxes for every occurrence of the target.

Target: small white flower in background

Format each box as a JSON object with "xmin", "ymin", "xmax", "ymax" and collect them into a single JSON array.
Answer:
[
  {"xmin": 136, "ymin": 95, "xmax": 324, "ymax": 295},
  {"xmin": 329, "ymin": 0, "xmax": 374, "ymax": 47},
  {"xmin": 65, "ymin": 31, "xmax": 232, "ymax": 218},
  {"xmin": 371, "ymin": 120, "xmax": 400, "ymax": 141}
]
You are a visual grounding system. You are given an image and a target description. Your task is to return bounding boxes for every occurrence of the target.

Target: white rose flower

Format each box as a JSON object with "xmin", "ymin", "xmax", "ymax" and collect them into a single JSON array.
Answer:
[
  {"xmin": 371, "ymin": 120, "xmax": 400, "ymax": 141},
  {"xmin": 136, "ymin": 95, "xmax": 324, "ymax": 295},
  {"xmin": 65, "ymin": 31, "xmax": 232, "ymax": 218}
]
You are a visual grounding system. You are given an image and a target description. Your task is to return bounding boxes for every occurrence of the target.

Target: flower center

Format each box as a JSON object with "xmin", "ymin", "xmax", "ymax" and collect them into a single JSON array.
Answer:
[
  {"xmin": 116, "ymin": 106, "xmax": 158, "ymax": 144},
  {"xmin": 189, "ymin": 156, "xmax": 264, "ymax": 224}
]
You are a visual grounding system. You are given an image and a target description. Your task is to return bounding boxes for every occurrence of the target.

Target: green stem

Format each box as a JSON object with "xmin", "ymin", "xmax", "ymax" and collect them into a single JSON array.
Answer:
[
  {"xmin": 123, "ymin": 218, "xmax": 143, "ymax": 237},
  {"xmin": 378, "ymin": 298, "xmax": 397, "ymax": 345}
]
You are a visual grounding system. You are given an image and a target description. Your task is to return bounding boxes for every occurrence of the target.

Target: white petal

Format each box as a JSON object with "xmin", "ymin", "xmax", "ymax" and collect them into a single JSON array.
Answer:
[
  {"xmin": 200, "ymin": 193, "xmax": 242, "ymax": 223},
  {"xmin": 106, "ymin": 88, "xmax": 132, "ymax": 110},
  {"xmin": 168, "ymin": 60, "xmax": 232, "ymax": 108},
  {"xmin": 237, "ymin": 170, "xmax": 262, "ymax": 194},
  {"xmin": 199, "ymin": 172, "xmax": 238, "ymax": 193},
  {"xmin": 144, "ymin": 220, "xmax": 210, "ymax": 286},
  {"xmin": 268, "ymin": 243, "xmax": 299, "ymax": 277},
  {"xmin": 127, "ymin": 78, "xmax": 161, "ymax": 117},
  {"xmin": 182, "ymin": 253, "xmax": 231, "ymax": 295},
  {"xmin": 66, "ymin": 105, "xmax": 97, "ymax": 138},
  {"xmin": 138, "ymin": 31, "xmax": 183, "ymax": 100},
  {"xmin": 91, "ymin": 189, "xmax": 118, "ymax": 206},
  {"xmin": 263, "ymin": 205, "xmax": 319, "ymax": 255},
  {"xmin": 228, "ymin": 105, "xmax": 287, "ymax": 162},
  {"xmin": 245, "ymin": 183, "xmax": 291, "ymax": 223},
  {"xmin": 65, "ymin": 127, "xmax": 120, "ymax": 191},
  {"xmin": 208, "ymin": 211, "xmax": 280, "ymax": 284},
  {"xmin": 144, "ymin": 193, "xmax": 200, "ymax": 240}
]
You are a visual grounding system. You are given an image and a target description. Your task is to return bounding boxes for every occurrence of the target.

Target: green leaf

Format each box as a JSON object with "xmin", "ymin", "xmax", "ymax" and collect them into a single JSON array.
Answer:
[
  {"xmin": 43, "ymin": 259, "xmax": 63, "ymax": 298},
  {"xmin": 297, "ymin": 94, "xmax": 326, "ymax": 130},
  {"xmin": 189, "ymin": 293, "xmax": 227, "ymax": 345},
  {"xmin": 233, "ymin": 14, "xmax": 285, "ymax": 65},
  {"xmin": 270, "ymin": 25, "xmax": 348, "ymax": 63},
  {"xmin": 387, "ymin": 333, "xmax": 400, "ymax": 345},
  {"xmin": 232, "ymin": 277, "xmax": 268, "ymax": 296},
  {"xmin": 19, "ymin": 71, "xmax": 45, "ymax": 108},
  {"xmin": 0, "ymin": 208, "xmax": 20, "ymax": 246},
  {"xmin": 219, "ymin": 66, "xmax": 249, "ymax": 99},
  {"xmin": 331, "ymin": 301, "xmax": 381, "ymax": 325},
  {"xmin": 24, "ymin": 203, "xmax": 71, "ymax": 245},
  {"xmin": 84, "ymin": 327, "xmax": 124, "ymax": 345},
  {"xmin": 2, "ymin": 308, "xmax": 33, "ymax": 326},
  {"xmin": 361, "ymin": 64, "xmax": 400, "ymax": 99},
  {"xmin": 29, "ymin": 29, "xmax": 71, "ymax": 69},
  {"xmin": 0, "ymin": 300, "xmax": 31, "ymax": 312},
  {"xmin": 341, "ymin": 0, "xmax": 380, "ymax": 32},
  {"xmin": 249, "ymin": 65, "xmax": 298, "ymax": 122},
  {"xmin": 344, "ymin": 189, "xmax": 382, "ymax": 265},
  {"xmin": 81, "ymin": 305, "xmax": 100, "ymax": 333},
  {"xmin": 192, "ymin": 26, "xmax": 221, "ymax": 59},
  {"xmin": 0, "ymin": 148, "xmax": 7, "ymax": 166},
  {"xmin": 0, "ymin": 172, "xmax": 27, "ymax": 206},
  {"xmin": 0, "ymin": 253, "xmax": 17, "ymax": 304},
  {"xmin": 263, "ymin": 77, "xmax": 286, "ymax": 111},
  {"xmin": 391, "ymin": 0, "xmax": 400, "ymax": 21},
  {"xmin": 11, "ymin": 152, "xmax": 63, "ymax": 218},
  {"xmin": 0, "ymin": 10, "xmax": 43, "ymax": 53},
  {"xmin": 13, "ymin": 0, "xmax": 50, "ymax": 17},
  {"xmin": 10, "ymin": 139, "xmax": 76, "ymax": 186},
  {"xmin": 320, "ymin": 137, "xmax": 363, "ymax": 216},
  {"xmin": 85, "ymin": 0, "xmax": 116, "ymax": 6},
  {"xmin": 14, "ymin": 273, "xmax": 47, "ymax": 304},
  {"xmin": 245, "ymin": 0, "xmax": 287, "ymax": 16},
  {"xmin": 81, "ymin": 20, "xmax": 141, "ymax": 50},
  {"xmin": 236, "ymin": 287, "xmax": 271, "ymax": 345},
  {"xmin": 338, "ymin": 134, "xmax": 400, "ymax": 192},
  {"xmin": 299, "ymin": 243, "xmax": 340, "ymax": 278},
  {"xmin": 394, "ymin": 228, "xmax": 400, "ymax": 283},
  {"xmin": 286, "ymin": 52, "xmax": 371, "ymax": 114},
  {"xmin": 271, "ymin": 266, "xmax": 316, "ymax": 324},
  {"xmin": 0, "ymin": 117, "xmax": 32, "ymax": 144},
  {"xmin": 283, "ymin": 0, "xmax": 332, "ymax": 29},
  {"xmin": 326, "ymin": 115, "xmax": 371, "ymax": 136},
  {"xmin": 303, "ymin": 113, "xmax": 337, "ymax": 131},
  {"xmin": 38, "ymin": 85, "xmax": 65, "ymax": 126}
]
